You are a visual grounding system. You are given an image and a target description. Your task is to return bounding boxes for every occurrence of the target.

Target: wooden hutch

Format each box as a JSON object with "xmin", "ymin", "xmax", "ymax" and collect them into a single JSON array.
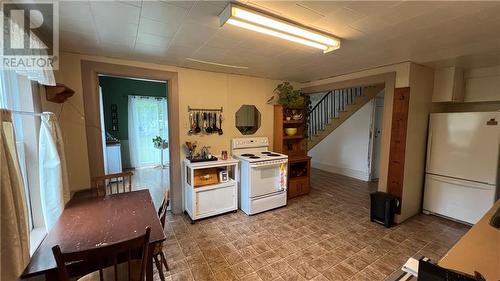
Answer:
[{"xmin": 273, "ymin": 105, "xmax": 311, "ymax": 198}]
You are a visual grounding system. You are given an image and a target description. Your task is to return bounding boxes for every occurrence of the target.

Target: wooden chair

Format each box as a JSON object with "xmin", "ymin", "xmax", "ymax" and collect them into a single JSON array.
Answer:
[
  {"xmin": 153, "ymin": 191, "xmax": 170, "ymax": 281},
  {"xmin": 91, "ymin": 171, "xmax": 134, "ymax": 197},
  {"xmin": 52, "ymin": 227, "xmax": 151, "ymax": 281}
]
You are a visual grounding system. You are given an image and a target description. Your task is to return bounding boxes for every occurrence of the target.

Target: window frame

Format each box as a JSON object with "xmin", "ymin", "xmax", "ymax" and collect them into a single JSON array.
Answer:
[{"xmin": 1, "ymin": 71, "xmax": 46, "ymax": 255}]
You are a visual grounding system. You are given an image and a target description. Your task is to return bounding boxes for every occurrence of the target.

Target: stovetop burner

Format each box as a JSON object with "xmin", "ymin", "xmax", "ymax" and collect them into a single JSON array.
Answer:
[
  {"xmin": 241, "ymin": 153, "xmax": 255, "ymax": 157},
  {"xmin": 261, "ymin": 152, "xmax": 271, "ymax": 154},
  {"xmin": 249, "ymin": 156, "xmax": 260, "ymax": 159},
  {"xmin": 267, "ymin": 154, "xmax": 281, "ymax": 156}
]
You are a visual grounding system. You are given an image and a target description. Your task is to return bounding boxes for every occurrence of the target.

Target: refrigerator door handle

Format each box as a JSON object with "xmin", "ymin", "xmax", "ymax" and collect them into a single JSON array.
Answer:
[{"xmin": 428, "ymin": 174, "xmax": 493, "ymax": 190}]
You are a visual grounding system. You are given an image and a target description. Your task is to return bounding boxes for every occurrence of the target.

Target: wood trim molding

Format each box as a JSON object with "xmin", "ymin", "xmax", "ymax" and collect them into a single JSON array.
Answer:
[
  {"xmin": 301, "ymin": 72, "xmax": 396, "ymax": 94},
  {"xmin": 80, "ymin": 61, "xmax": 182, "ymax": 213}
]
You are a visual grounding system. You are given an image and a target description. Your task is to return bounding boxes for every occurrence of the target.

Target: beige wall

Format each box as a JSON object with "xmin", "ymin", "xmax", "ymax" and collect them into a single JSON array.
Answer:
[
  {"xmin": 44, "ymin": 52, "xmax": 284, "ymax": 193},
  {"xmin": 398, "ymin": 63, "xmax": 434, "ymax": 222}
]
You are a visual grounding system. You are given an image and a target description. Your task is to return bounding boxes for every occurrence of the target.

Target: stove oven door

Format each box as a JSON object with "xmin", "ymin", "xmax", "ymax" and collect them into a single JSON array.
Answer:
[{"xmin": 250, "ymin": 161, "xmax": 287, "ymax": 198}]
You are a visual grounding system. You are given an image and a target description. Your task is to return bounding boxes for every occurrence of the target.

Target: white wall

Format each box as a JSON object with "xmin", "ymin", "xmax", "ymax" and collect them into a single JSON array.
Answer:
[{"xmin": 308, "ymin": 101, "xmax": 373, "ymax": 181}]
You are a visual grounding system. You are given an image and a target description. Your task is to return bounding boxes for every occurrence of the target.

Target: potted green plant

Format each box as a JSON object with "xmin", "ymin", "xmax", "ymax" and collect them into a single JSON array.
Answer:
[
  {"xmin": 152, "ymin": 136, "xmax": 168, "ymax": 149},
  {"xmin": 270, "ymin": 82, "xmax": 312, "ymax": 136},
  {"xmin": 272, "ymin": 82, "xmax": 306, "ymax": 108}
]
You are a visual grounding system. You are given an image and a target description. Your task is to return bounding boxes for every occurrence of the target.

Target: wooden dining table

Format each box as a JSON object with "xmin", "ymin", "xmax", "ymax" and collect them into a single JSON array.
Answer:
[{"xmin": 20, "ymin": 190, "xmax": 166, "ymax": 281}]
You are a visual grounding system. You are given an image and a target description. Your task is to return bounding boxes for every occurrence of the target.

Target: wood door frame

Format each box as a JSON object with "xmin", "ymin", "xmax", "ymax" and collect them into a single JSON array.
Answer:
[
  {"xmin": 81, "ymin": 61, "xmax": 182, "ymax": 213},
  {"xmin": 301, "ymin": 72, "xmax": 396, "ymax": 191},
  {"xmin": 368, "ymin": 95, "xmax": 385, "ymax": 181}
]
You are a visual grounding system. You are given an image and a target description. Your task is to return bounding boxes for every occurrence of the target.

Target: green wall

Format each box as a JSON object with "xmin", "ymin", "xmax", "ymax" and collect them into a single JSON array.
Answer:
[{"xmin": 100, "ymin": 76, "xmax": 167, "ymax": 168}]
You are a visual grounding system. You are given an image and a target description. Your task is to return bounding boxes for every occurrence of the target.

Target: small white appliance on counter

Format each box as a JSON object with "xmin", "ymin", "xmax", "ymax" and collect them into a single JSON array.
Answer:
[
  {"xmin": 232, "ymin": 137, "xmax": 288, "ymax": 215},
  {"xmin": 423, "ymin": 112, "xmax": 499, "ymax": 224}
]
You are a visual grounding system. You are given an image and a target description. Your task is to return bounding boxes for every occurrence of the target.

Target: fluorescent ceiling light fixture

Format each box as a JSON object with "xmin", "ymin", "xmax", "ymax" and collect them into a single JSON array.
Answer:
[
  {"xmin": 186, "ymin": 58, "xmax": 249, "ymax": 69},
  {"xmin": 220, "ymin": 4, "xmax": 340, "ymax": 53}
]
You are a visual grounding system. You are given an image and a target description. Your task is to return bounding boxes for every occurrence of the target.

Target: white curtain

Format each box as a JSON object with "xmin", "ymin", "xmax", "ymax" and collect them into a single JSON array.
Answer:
[
  {"xmin": 39, "ymin": 112, "xmax": 70, "ymax": 231},
  {"xmin": 0, "ymin": 109, "xmax": 30, "ymax": 280},
  {"xmin": 128, "ymin": 96, "xmax": 168, "ymax": 168},
  {"xmin": 3, "ymin": 15, "xmax": 56, "ymax": 86}
]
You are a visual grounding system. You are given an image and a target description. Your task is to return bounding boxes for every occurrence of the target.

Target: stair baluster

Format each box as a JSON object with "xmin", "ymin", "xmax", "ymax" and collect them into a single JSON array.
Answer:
[{"xmin": 307, "ymin": 86, "xmax": 366, "ymax": 142}]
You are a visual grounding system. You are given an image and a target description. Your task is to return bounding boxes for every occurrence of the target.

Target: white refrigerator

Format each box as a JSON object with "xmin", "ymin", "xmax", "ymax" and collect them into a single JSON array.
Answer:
[{"xmin": 423, "ymin": 112, "xmax": 499, "ymax": 224}]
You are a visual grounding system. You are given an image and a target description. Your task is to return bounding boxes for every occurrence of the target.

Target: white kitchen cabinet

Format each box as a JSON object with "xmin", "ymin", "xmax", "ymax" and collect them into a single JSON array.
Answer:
[
  {"xmin": 106, "ymin": 143, "xmax": 122, "ymax": 174},
  {"xmin": 432, "ymin": 67, "xmax": 464, "ymax": 102},
  {"xmin": 182, "ymin": 158, "xmax": 239, "ymax": 223}
]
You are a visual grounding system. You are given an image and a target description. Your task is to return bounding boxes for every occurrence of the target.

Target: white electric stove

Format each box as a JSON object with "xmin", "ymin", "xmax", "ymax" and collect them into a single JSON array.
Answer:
[{"xmin": 231, "ymin": 137, "xmax": 288, "ymax": 215}]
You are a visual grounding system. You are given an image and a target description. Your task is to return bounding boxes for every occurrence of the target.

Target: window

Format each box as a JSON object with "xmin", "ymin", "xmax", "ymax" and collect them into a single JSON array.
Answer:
[
  {"xmin": 0, "ymin": 70, "xmax": 45, "ymax": 255},
  {"xmin": 128, "ymin": 96, "xmax": 169, "ymax": 168}
]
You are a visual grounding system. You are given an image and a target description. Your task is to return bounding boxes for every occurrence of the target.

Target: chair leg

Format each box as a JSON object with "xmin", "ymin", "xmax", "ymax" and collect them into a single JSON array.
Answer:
[
  {"xmin": 159, "ymin": 250, "xmax": 169, "ymax": 271},
  {"xmin": 154, "ymin": 255, "xmax": 165, "ymax": 281}
]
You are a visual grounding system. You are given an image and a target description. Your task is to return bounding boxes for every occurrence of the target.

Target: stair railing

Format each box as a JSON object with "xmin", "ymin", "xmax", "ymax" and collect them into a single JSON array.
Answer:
[{"xmin": 308, "ymin": 87, "xmax": 363, "ymax": 140}]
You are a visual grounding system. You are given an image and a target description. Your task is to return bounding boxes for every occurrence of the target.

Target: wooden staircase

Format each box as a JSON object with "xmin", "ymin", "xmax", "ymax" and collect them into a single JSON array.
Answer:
[{"xmin": 307, "ymin": 84, "xmax": 385, "ymax": 150}]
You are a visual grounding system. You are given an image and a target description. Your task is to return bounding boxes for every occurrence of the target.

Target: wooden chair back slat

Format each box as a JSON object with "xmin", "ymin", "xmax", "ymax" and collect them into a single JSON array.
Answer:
[
  {"xmin": 52, "ymin": 227, "xmax": 151, "ymax": 281},
  {"xmin": 157, "ymin": 191, "xmax": 170, "ymax": 228},
  {"xmin": 91, "ymin": 172, "xmax": 134, "ymax": 197}
]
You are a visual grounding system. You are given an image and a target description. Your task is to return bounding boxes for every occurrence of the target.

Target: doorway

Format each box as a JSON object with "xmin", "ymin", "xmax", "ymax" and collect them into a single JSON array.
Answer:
[
  {"xmin": 98, "ymin": 75, "xmax": 169, "ymax": 207},
  {"xmin": 370, "ymin": 92, "xmax": 385, "ymax": 181}
]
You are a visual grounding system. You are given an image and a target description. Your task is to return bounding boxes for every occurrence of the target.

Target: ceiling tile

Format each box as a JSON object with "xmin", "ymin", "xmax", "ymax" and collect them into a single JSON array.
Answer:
[
  {"xmin": 249, "ymin": 1, "xmax": 325, "ymax": 24},
  {"xmin": 186, "ymin": 1, "xmax": 225, "ymax": 28},
  {"xmin": 138, "ymin": 18, "xmax": 179, "ymax": 39},
  {"xmin": 191, "ymin": 46, "xmax": 229, "ymax": 61},
  {"xmin": 94, "ymin": 18, "xmax": 138, "ymax": 42},
  {"xmin": 199, "ymin": 0, "xmax": 230, "ymax": 11},
  {"xmin": 165, "ymin": 44, "xmax": 199, "ymax": 60},
  {"xmin": 60, "ymin": 17, "xmax": 95, "ymax": 35},
  {"xmin": 141, "ymin": 1, "xmax": 189, "ymax": 24},
  {"xmin": 60, "ymin": 30, "xmax": 99, "ymax": 48},
  {"xmin": 343, "ymin": 1, "xmax": 401, "ymax": 16},
  {"xmin": 60, "ymin": 1, "xmax": 92, "ymax": 22},
  {"xmin": 295, "ymin": 1, "xmax": 344, "ymax": 16},
  {"xmin": 135, "ymin": 42, "xmax": 170, "ymax": 56},
  {"xmin": 58, "ymin": 1, "xmax": 500, "ymax": 82},
  {"xmin": 171, "ymin": 22, "xmax": 217, "ymax": 46},
  {"xmin": 204, "ymin": 31, "xmax": 243, "ymax": 49},
  {"xmin": 349, "ymin": 16, "xmax": 391, "ymax": 35},
  {"xmin": 90, "ymin": 1, "xmax": 140, "ymax": 25},
  {"xmin": 162, "ymin": 1, "xmax": 197, "ymax": 10},
  {"xmin": 119, "ymin": 1, "xmax": 142, "ymax": 8},
  {"xmin": 136, "ymin": 32, "xmax": 172, "ymax": 48}
]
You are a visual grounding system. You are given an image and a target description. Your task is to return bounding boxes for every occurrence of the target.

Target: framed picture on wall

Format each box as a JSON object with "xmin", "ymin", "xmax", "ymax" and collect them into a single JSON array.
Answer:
[{"xmin": 111, "ymin": 104, "xmax": 117, "ymax": 112}]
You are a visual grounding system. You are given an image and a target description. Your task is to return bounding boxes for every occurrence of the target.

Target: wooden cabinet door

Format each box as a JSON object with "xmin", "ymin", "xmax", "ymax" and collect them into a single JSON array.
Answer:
[
  {"xmin": 387, "ymin": 87, "xmax": 410, "ymax": 214},
  {"xmin": 288, "ymin": 180, "xmax": 301, "ymax": 198}
]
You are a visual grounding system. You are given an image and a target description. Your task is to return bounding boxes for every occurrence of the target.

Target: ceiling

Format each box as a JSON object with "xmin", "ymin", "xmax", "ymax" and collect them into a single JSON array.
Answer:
[{"xmin": 57, "ymin": 1, "xmax": 500, "ymax": 82}]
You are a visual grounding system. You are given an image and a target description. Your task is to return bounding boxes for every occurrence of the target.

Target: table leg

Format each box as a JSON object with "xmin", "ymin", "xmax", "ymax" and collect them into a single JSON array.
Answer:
[{"xmin": 146, "ymin": 244, "xmax": 154, "ymax": 281}]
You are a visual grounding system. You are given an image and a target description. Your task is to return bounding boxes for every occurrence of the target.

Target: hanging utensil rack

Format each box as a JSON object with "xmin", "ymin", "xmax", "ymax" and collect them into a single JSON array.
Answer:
[{"xmin": 188, "ymin": 106, "xmax": 223, "ymax": 112}]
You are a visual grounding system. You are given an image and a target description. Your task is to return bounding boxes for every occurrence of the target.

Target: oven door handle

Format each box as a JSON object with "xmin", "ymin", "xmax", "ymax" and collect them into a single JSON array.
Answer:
[{"xmin": 250, "ymin": 161, "xmax": 287, "ymax": 168}]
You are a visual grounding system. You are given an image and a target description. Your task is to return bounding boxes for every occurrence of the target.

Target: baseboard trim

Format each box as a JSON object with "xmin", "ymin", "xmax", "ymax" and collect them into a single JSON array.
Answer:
[{"xmin": 311, "ymin": 161, "xmax": 370, "ymax": 181}]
